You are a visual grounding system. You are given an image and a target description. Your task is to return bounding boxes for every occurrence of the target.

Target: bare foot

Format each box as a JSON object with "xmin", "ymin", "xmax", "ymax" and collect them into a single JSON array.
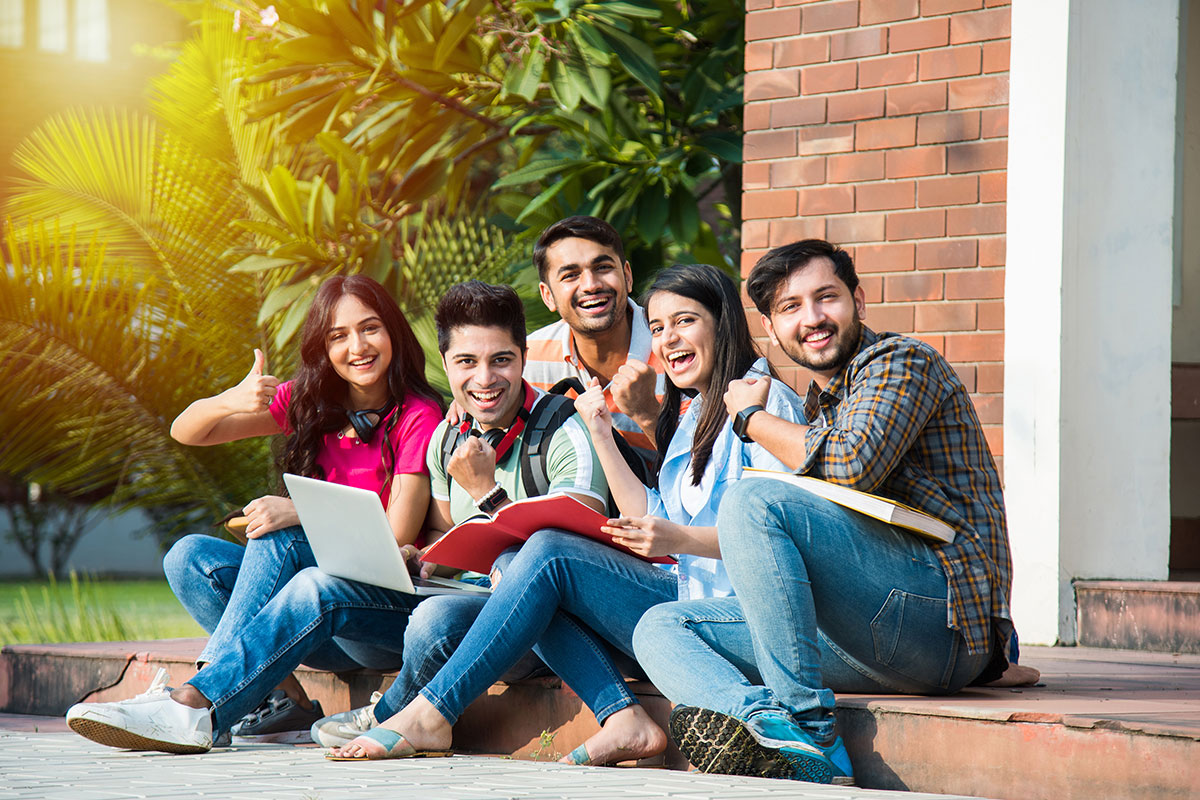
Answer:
[
  {"xmin": 558, "ymin": 705, "xmax": 667, "ymax": 766},
  {"xmin": 329, "ymin": 695, "xmax": 452, "ymax": 759},
  {"xmin": 984, "ymin": 662, "xmax": 1041, "ymax": 687}
]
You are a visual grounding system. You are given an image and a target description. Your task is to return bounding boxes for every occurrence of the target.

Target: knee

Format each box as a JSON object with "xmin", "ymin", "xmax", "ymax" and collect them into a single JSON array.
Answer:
[
  {"xmin": 405, "ymin": 596, "xmax": 481, "ymax": 656},
  {"xmin": 282, "ymin": 566, "xmax": 334, "ymax": 608},
  {"xmin": 489, "ymin": 545, "xmax": 521, "ymax": 585},
  {"xmin": 162, "ymin": 535, "xmax": 206, "ymax": 587},
  {"xmin": 632, "ymin": 602, "xmax": 684, "ymax": 661}
]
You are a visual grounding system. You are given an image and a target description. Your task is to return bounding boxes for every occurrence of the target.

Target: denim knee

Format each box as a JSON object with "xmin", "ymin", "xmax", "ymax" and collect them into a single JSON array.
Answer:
[
  {"xmin": 163, "ymin": 534, "xmax": 208, "ymax": 590},
  {"xmin": 631, "ymin": 603, "xmax": 677, "ymax": 664}
]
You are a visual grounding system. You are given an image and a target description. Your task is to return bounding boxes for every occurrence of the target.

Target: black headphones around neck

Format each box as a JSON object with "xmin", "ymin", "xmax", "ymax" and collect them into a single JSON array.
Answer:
[{"xmin": 344, "ymin": 399, "xmax": 397, "ymax": 444}]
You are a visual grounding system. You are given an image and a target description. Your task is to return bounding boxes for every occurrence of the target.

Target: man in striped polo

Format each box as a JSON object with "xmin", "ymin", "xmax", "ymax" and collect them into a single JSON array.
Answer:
[{"xmin": 525, "ymin": 216, "xmax": 664, "ymax": 460}]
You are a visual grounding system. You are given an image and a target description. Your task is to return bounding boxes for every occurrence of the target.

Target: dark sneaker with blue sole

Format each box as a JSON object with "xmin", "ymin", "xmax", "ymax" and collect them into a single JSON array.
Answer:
[
  {"xmin": 668, "ymin": 705, "xmax": 854, "ymax": 786},
  {"xmin": 231, "ymin": 689, "xmax": 325, "ymax": 744}
]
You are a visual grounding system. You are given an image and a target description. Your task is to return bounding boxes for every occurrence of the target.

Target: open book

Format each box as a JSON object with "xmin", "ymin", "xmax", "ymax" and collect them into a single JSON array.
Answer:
[
  {"xmin": 741, "ymin": 467, "xmax": 956, "ymax": 543},
  {"xmin": 420, "ymin": 493, "xmax": 678, "ymax": 575}
]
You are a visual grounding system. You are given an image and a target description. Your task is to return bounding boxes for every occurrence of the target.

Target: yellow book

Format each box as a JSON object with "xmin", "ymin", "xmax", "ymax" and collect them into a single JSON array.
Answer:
[{"xmin": 741, "ymin": 467, "xmax": 956, "ymax": 543}]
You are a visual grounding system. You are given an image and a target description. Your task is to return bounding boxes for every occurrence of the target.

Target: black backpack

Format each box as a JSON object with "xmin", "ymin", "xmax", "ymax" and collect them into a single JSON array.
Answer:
[{"xmin": 438, "ymin": 378, "xmax": 657, "ymax": 512}]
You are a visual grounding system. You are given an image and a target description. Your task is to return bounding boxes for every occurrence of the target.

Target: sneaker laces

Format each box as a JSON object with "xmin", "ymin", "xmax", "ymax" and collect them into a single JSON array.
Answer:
[{"xmin": 142, "ymin": 668, "xmax": 173, "ymax": 698}]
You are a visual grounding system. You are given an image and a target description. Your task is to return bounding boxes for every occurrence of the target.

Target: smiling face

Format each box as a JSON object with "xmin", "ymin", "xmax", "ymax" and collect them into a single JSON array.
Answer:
[
  {"xmin": 647, "ymin": 291, "xmax": 717, "ymax": 396},
  {"xmin": 761, "ymin": 256, "xmax": 866, "ymax": 386},
  {"xmin": 326, "ymin": 293, "xmax": 393, "ymax": 404},
  {"xmin": 441, "ymin": 324, "xmax": 527, "ymax": 430},
  {"xmin": 538, "ymin": 236, "xmax": 634, "ymax": 335}
]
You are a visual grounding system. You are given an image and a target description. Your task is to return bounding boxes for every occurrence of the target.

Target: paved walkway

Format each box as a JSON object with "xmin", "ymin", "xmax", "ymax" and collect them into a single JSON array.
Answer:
[{"xmin": 0, "ymin": 732, "xmax": 985, "ymax": 800}]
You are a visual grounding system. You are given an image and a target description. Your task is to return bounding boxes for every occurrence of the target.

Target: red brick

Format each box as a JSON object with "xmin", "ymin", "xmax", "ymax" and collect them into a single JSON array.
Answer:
[
  {"xmin": 828, "ymin": 213, "xmax": 886, "ymax": 243},
  {"xmin": 982, "ymin": 40, "xmax": 1009, "ymax": 72},
  {"xmin": 977, "ymin": 362, "xmax": 1003, "ymax": 392},
  {"xmin": 947, "ymin": 140, "xmax": 1007, "ymax": 172},
  {"xmin": 744, "ymin": 103, "xmax": 771, "ymax": 131},
  {"xmin": 743, "ymin": 219, "xmax": 770, "ymax": 249},
  {"xmin": 977, "ymin": 299, "xmax": 1003, "ymax": 329},
  {"xmin": 856, "ymin": 242, "xmax": 915, "ymax": 272},
  {"xmin": 917, "ymin": 110, "xmax": 981, "ymax": 144},
  {"xmin": 916, "ymin": 301, "xmax": 976, "ymax": 331},
  {"xmin": 886, "ymin": 145, "xmax": 946, "ymax": 177},
  {"xmin": 798, "ymin": 185, "xmax": 855, "ymax": 215},
  {"xmin": 916, "ymin": 238, "xmax": 977, "ymax": 268},
  {"xmin": 828, "ymin": 90, "xmax": 885, "ymax": 122},
  {"xmin": 744, "ymin": 162, "xmax": 771, "ymax": 191},
  {"xmin": 776, "ymin": 36, "xmax": 831, "ymax": 68},
  {"xmin": 944, "ymin": 331, "xmax": 1003, "ymax": 361},
  {"xmin": 744, "ymin": 189, "xmax": 799, "ymax": 219},
  {"xmin": 859, "ymin": 54, "xmax": 919, "ymax": 88},
  {"xmin": 970, "ymin": 394, "xmax": 1003, "ymax": 424},
  {"xmin": 979, "ymin": 172, "xmax": 1006, "ymax": 202},
  {"xmin": 831, "ymin": 28, "xmax": 888, "ymax": 61},
  {"xmin": 885, "ymin": 272, "xmax": 943, "ymax": 301},
  {"xmin": 860, "ymin": 0, "xmax": 919, "ymax": 24},
  {"xmin": 860, "ymin": 275, "xmax": 884, "ymax": 303},
  {"xmin": 918, "ymin": 45, "xmax": 982, "ymax": 80},
  {"xmin": 918, "ymin": 174, "xmax": 978, "ymax": 206},
  {"xmin": 886, "ymin": 82, "xmax": 947, "ymax": 115},
  {"xmin": 746, "ymin": 41, "xmax": 774, "ymax": 71},
  {"xmin": 945, "ymin": 268, "xmax": 1003, "ymax": 299},
  {"xmin": 921, "ymin": 0, "xmax": 982, "ymax": 14},
  {"xmin": 889, "ymin": 18, "xmax": 950, "ymax": 52},
  {"xmin": 798, "ymin": 124, "xmax": 857, "ymax": 155},
  {"xmin": 802, "ymin": 0, "xmax": 859, "ymax": 33},
  {"xmin": 746, "ymin": 129, "xmax": 798, "ymax": 160},
  {"xmin": 747, "ymin": 0, "xmax": 774, "ymax": 9},
  {"xmin": 913, "ymin": 333, "xmax": 945, "ymax": 354},
  {"xmin": 950, "ymin": 7, "xmax": 1011, "ymax": 44},
  {"xmin": 948, "ymin": 74, "xmax": 1009, "ymax": 109},
  {"xmin": 981, "ymin": 106, "xmax": 1008, "ymax": 137},
  {"xmin": 869, "ymin": 303, "xmax": 916, "ymax": 332},
  {"xmin": 746, "ymin": 70, "xmax": 801, "ymax": 101},
  {"xmin": 827, "ymin": 151, "xmax": 886, "ymax": 183},
  {"xmin": 772, "ymin": 96, "xmax": 828, "ymax": 126},
  {"xmin": 768, "ymin": 217, "xmax": 827, "ymax": 245},
  {"xmin": 747, "ymin": 8, "xmax": 802, "ymax": 40},
  {"xmin": 954, "ymin": 363, "xmax": 977, "ymax": 392},
  {"xmin": 858, "ymin": 179, "xmax": 916, "ymax": 211},
  {"xmin": 947, "ymin": 204, "xmax": 1005, "ymax": 235},
  {"xmin": 886, "ymin": 209, "xmax": 945, "ymax": 240},
  {"xmin": 978, "ymin": 236, "xmax": 1005, "ymax": 267},
  {"xmin": 742, "ymin": 249, "xmax": 764, "ymax": 275},
  {"xmin": 983, "ymin": 426, "xmax": 1001, "ymax": 459},
  {"xmin": 771, "ymin": 157, "xmax": 827, "ymax": 187},
  {"xmin": 857, "ymin": 117, "xmax": 916, "ymax": 150},
  {"xmin": 986, "ymin": 0, "xmax": 1011, "ymax": 5},
  {"xmin": 802, "ymin": 62, "xmax": 857, "ymax": 94}
]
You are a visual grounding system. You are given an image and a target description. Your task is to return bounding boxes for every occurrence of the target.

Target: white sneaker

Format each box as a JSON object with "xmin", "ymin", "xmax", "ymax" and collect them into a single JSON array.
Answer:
[
  {"xmin": 310, "ymin": 691, "xmax": 382, "ymax": 747},
  {"xmin": 66, "ymin": 668, "xmax": 213, "ymax": 754}
]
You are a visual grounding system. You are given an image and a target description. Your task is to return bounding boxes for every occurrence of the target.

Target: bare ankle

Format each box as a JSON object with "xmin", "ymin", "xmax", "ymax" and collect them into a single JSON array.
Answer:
[{"xmin": 170, "ymin": 685, "xmax": 212, "ymax": 710}]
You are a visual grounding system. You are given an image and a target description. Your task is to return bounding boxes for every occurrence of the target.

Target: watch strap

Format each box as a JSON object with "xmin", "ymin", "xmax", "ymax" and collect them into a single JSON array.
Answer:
[{"xmin": 733, "ymin": 404, "xmax": 766, "ymax": 444}]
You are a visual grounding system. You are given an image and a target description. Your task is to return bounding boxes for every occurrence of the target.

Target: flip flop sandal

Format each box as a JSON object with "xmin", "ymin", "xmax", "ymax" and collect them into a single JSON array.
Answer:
[
  {"xmin": 562, "ymin": 743, "xmax": 667, "ymax": 769},
  {"xmin": 324, "ymin": 728, "xmax": 453, "ymax": 761}
]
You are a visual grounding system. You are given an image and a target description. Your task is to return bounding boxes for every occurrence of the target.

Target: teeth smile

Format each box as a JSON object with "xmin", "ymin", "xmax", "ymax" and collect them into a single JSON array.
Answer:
[
  {"xmin": 667, "ymin": 351, "xmax": 693, "ymax": 363},
  {"xmin": 805, "ymin": 331, "xmax": 832, "ymax": 343},
  {"xmin": 350, "ymin": 357, "xmax": 375, "ymax": 366},
  {"xmin": 469, "ymin": 390, "xmax": 502, "ymax": 402}
]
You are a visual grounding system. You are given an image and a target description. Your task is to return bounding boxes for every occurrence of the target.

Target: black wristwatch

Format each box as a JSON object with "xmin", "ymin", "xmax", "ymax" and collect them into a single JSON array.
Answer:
[
  {"xmin": 733, "ymin": 404, "xmax": 765, "ymax": 444},
  {"xmin": 474, "ymin": 483, "xmax": 509, "ymax": 515}
]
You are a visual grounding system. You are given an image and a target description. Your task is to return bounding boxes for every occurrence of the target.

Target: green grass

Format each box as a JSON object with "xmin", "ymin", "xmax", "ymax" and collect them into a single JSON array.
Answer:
[{"xmin": 0, "ymin": 575, "xmax": 204, "ymax": 647}]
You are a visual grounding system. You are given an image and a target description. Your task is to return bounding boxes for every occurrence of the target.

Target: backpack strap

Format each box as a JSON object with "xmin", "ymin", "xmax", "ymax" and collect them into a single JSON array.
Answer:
[{"xmin": 519, "ymin": 393, "xmax": 578, "ymax": 499}]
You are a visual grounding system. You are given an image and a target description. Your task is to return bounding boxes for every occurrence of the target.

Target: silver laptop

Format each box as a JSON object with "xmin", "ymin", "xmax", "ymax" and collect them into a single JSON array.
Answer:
[{"xmin": 283, "ymin": 473, "xmax": 489, "ymax": 596}]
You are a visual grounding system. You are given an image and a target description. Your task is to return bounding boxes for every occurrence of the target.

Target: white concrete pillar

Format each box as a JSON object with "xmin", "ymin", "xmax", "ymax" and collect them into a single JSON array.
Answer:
[{"xmin": 1005, "ymin": 0, "xmax": 1178, "ymax": 645}]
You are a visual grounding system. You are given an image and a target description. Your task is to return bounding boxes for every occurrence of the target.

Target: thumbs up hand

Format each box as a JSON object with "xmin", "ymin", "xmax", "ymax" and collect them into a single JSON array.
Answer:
[{"xmin": 233, "ymin": 348, "xmax": 279, "ymax": 413}]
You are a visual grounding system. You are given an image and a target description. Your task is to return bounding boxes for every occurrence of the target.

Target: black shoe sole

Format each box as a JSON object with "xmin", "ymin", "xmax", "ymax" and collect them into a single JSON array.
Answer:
[{"xmin": 667, "ymin": 706, "xmax": 835, "ymax": 784}]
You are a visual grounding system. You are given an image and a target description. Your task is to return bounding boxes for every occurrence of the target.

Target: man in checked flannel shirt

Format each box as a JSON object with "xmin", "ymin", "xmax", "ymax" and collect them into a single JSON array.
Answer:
[{"xmin": 632, "ymin": 239, "xmax": 1016, "ymax": 786}]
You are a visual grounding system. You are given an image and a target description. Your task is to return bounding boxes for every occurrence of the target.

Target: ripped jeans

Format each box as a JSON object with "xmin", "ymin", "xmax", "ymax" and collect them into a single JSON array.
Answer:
[{"xmin": 633, "ymin": 479, "xmax": 991, "ymax": 743}]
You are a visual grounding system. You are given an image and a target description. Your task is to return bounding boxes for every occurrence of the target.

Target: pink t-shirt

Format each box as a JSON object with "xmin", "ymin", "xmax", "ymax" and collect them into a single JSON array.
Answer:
[{"xmin": 269, "ymin": 381, "xmax": 442, "ymax": 508}]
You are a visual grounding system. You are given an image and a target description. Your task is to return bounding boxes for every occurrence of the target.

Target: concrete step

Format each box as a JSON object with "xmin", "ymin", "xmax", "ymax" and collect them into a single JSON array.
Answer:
[
  {"xmin": 1075, "ymin": 580, "xmax": 1200, "ymax": 653},
  {"xmin": 2, "ymin": 640, "xmax": 1197, "ymax": 799}
]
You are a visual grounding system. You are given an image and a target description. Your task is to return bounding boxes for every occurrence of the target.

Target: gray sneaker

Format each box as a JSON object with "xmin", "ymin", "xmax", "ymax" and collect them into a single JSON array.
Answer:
[{"xmin": 310, "ymin": 691, "xmax": 382, "ymax": 747}]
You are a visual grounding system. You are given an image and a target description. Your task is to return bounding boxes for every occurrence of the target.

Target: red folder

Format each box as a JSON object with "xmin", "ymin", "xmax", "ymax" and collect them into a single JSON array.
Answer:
[{"xmin": 420, "ymin": 493, "xmax": 677, "ymax": 574}]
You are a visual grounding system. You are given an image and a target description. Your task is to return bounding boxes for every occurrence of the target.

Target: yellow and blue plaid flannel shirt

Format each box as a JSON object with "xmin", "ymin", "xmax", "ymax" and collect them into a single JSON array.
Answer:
[{"xmin": 799, "ymin": 326, "xmax": 1011, "ymax": 656}]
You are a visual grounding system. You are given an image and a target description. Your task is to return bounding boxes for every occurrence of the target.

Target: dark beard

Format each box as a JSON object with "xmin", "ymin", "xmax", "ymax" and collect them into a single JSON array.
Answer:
[{"xmin": 782, "ymin": 317, "xmax": 862, "ymax": 375}]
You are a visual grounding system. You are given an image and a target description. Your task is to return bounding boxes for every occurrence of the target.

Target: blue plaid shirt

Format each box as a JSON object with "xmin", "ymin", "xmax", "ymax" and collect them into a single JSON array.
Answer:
[{"xmin": 799, "ymin": 327, "xmax": 1011, "ymax": 655}]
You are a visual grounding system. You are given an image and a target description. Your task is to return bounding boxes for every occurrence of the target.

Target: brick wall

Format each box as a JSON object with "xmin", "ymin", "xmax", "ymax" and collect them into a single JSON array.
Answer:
[{"xmin": 742, "ymin": 0, "xmax": 1009, "ymax": 462}]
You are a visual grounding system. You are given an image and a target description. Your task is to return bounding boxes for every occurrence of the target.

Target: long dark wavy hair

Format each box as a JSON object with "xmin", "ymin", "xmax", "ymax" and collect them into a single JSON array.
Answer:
[
  {"xmin": 277, "ymin": 275, "xmax": 443, "ymax": 499},
  {"xmin": 644, "ymin": 264, "xmax": 767, "ymax": 485}
]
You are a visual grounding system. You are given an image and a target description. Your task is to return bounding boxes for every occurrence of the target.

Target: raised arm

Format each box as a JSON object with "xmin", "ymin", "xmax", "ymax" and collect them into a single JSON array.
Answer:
[
  {"xmin": 575, "ymin": 378, "xmax": 648, "ymax": 517},
  {"xmin": 724, "ymin": 375, "xmax": 812, "ymax": 471},
  {"xmin": 171, "ymin": 349, "xmax": 283, "ymax": 445}
]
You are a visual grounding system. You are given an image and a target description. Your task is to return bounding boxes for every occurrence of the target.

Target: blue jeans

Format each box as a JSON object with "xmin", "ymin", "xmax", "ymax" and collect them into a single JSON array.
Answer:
[
  {"xmin": 166, "ymin": 530, "xmax": 484, "ymax": 734},
  {"xmin": 412, "ymin": 530, "xmax": 678, "ymax": 726},
  {"xmin": 632, "ymin": 479, "xmax": 991, "ymax": 743}
]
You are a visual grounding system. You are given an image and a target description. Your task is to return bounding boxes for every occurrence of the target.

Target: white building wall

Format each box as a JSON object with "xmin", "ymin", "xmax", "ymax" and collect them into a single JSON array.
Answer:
[{"xmin": 1006, "ymin": 0, "xmax": 1178, "ymax": 645}]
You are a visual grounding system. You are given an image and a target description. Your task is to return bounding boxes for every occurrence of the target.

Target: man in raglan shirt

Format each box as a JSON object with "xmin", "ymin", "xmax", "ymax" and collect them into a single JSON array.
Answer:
[{"xmin": 633, "ymin": 239, "xmax": 1015, "ymax": 785}]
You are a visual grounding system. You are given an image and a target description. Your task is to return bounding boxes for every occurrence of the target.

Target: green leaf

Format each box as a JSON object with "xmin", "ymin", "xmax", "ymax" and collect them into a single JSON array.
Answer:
[
  {"xmin": 396, "ymin": 160, "xmax": 449, "ymax": 206},
  {"xmin": 274, "ymin": 35, "xmax": 353, "ymax": 65},
  {"xmin": 668, "ymin": 190, "xmax": 700, "ymax": 245},
  {"xmin": 229, "ymin": 255, "xmax": 296, "ymax": 274},
  {"xmin": 583, "ymin": 1, "xmax": 661, "ymax": 20},
  {"xmin": 434, "ymin": 0, "xmax": 487, "ymax": 71},
  {"xmin": 550, "ymin": 58, "xmax": 582, "ymax": 112},
  {"xmin": 594, "ymin": 22, "xmax": 661, "ymax": 96},
  {"xmin": 258, "ymin": 280, "xmax": 312, "ymax": 324},
  {"xmin": 274, "ymin": 287, "xmax": 316, "ymax": 350},
  {"xmin": 697, "ymin": 132, "xmax": 742, "ymax": 164},
  {"xmin": 515, "ymin": 175, "xmax": 573, "ymax": 224},
  {"xmin": 326, "ymin": 2, "xmax": 377, "ymax": 52},
  {"xmin": 636, "ymin": 182, "xmax": 668, "ymax": 244},
  {"xmin": 509, "ymin": 38, "xmax": 547, "ymax": 102},
  {"xmin": 494, "ymin": 159, "xmax": 581, "ymax": 189}
]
